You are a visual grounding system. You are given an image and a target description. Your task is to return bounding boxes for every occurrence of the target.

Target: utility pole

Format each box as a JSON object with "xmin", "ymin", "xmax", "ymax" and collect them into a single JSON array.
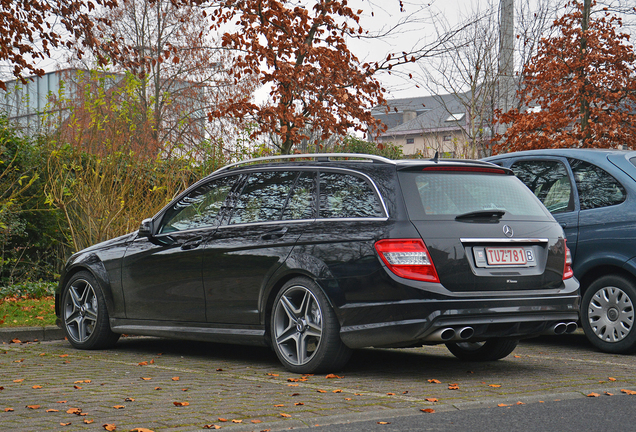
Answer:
[{"xmin": 498, "ymin": 0, "xmax": 514, "ymax": 115}]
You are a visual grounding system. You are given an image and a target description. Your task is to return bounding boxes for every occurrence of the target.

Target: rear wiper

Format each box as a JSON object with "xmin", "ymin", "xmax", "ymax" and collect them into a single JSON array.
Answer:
[{"xmin": 455, "ymin": 210, "xmax": 506, "ymax": 220}]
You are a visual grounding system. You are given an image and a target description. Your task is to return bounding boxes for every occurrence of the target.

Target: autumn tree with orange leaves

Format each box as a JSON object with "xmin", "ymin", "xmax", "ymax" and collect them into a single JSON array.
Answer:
[
  {"xmin": 205, "ymin": 0, "xmax": 390, "ymax": 155},
  {"xmin": 494, "ymin": 0, "xmax": 636, "ymax": 153},
  {"xmin": 0, "ymin": 0, "xmax": 116, "ymax": 90}
]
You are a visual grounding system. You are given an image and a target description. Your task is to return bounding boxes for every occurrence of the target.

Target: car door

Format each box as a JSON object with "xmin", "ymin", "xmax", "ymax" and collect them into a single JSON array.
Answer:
[
  {"xmin": 203, "ymin": 170, "xmax": 316, "ymax": 325},
  {"xmin": 500, "ymin": 157, "xmax": 581, "ymax": 259},
  {"xmin": 121, "ymin": 175, "xmax": 239, "ymax": 322},
  {"xmin": 567, "ymin": 157, "xmax": 629, "ymax": 271}
]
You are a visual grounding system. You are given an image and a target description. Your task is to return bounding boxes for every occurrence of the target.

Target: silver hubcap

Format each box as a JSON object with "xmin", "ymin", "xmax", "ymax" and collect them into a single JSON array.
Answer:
[
  {"xmin": 273, "ymin": 286, "xmax": 323, "ymax": 366},
  {"xmin": 64, "ymin": 279, "xmax": 99, "ymax": 343},
  {"xmin": 588, "ymin": 286, "xmax": 634, "ymax": 342}
]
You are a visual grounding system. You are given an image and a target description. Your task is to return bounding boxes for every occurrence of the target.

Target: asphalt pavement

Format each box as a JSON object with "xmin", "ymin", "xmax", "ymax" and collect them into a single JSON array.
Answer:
[{"xmin": 1, "ymin": 327, "xmax": 635, "ymax": 431}]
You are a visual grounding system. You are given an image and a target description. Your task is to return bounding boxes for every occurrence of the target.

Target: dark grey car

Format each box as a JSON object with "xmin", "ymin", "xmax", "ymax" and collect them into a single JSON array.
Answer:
[{"xmin": 486, "ymin": 149, "xmax": 636, "ymax": 354}]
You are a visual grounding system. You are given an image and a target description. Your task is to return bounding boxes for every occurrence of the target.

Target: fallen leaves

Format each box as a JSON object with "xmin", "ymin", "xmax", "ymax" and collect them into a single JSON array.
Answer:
[
  {"xmin": 609, "ymin": 377, "xmax": 617, "ymax": 381},
  {"xmin": 130, "ymin": 429, "xmax": 154, "ymax": 432},
  {"xmin": 428, "ymin": 379, "xmax": 441, "ymax": 384},
  {"xmin": 26, "ymin": 405, "xmax": 40, "ymax": 409},
  {"xmin": 425, "ymin": 398, "xmax": 438, "ymax": 402},
  {"xmin": 113, "ymin": 405, "xmax": 125, "ymax": 409},
  {"xmin": 448, "ymin": 383, "xmax": 459, "ymax": 390},
  {"xmin": 32, "ymin": 385, "xmax": 42, "ymax": 389},
  {"xmin": 587, "ymin": 392, "xmax": 600, "ymax": 397},
  {"xmin": 377, "ymin": 421, "xmax": 391, "ymax": 425},
  {"xmin": 103, "ymin": 424, "xmax": 116, "ymax": 431},
  {"xmin": 203, "ymin": 426, "xmax": 221, "ymax": 430},
  {"xmin": 173, "ymin": 401, "xmax": 190, "ymax": 407},
  {"xmin": 171, "ymin": 377, "xmax": 180, "ymax": 381},
  {"xmin": 140, "ymin": 377, "xmax": 152, "ymax": 381},
  {"xmin": 421, "ymin": 408, "xmax": 435, "ymax": 413},
  {"xmin": 325, "ymin": 374, "xmax": 343, "ymax": 379},
  {"xmin": 488, "ymin": 384, "xmax": 502, "ymax": 388},
  {"xmin": 280, "ymin": 413, "xmax": 291, "ymax": 418},
  {"xmin": 621, "ymin": 389, "xmax": 636, "ymax": 395}
]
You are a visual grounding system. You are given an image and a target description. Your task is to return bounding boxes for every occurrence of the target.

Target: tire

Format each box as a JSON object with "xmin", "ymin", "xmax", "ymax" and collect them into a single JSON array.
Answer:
[
  {"xmin": 270, "ymin": 277, "xmax": 351, "ymax": 373},
  {"xmin": 581, "ymin": 275, "xmax": 636, "ymax": 354},
  {"xmin": 61, "ymin": 271, "xmax": 120, "ymax": 350},
  {"xmin": 446, "ymin": 338, "xmax": 518, "ymax": 361}
]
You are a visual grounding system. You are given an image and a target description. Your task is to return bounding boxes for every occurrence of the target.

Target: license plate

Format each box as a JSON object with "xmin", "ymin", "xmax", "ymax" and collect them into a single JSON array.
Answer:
[{"xmin": 485, "ymin": 247, "xmax": 527, "ymax": 265}]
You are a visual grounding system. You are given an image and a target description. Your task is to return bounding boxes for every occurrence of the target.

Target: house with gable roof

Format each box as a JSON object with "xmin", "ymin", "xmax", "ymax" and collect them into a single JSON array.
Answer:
[{"xmin": 369, "ymin": 91, "xmax": 494, "ymax": 159}]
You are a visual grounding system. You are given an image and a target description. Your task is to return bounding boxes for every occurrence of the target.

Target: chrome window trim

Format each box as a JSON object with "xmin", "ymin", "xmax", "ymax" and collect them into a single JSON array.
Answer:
[
  {"xmin": 460, "ymin": 238, "xmax": 549, "ymax": 243},
  {"xmin": 218, "ymin": 219, "xmax": 316, "ymax": 229}
]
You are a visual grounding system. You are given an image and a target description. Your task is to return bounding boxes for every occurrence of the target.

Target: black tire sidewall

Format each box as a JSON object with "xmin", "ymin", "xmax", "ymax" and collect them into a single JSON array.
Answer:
[
  {"xmin": 446, "ymin": 338, "xmax": 518, "ymax": 361},
  {"xmin": 62, "ymin": 271, "xmax": 117, "ymax": 350},
  {"xmin": 270, "ymin": 277, "xmax": 348, "ymax": 373},
  {"xmin": 581, "ymin": 275, "xmax": 636, "ymax": 354}
]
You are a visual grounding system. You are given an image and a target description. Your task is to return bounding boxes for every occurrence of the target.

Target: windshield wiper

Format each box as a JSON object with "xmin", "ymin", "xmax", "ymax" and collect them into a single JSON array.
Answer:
[{"xmin": 455, "ymin": 210, "xmax": 506, "ymax": 221}]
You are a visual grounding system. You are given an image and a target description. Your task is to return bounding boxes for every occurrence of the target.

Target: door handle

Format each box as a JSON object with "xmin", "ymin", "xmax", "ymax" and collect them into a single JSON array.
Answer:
[
  {"xmin": 181, "ymin": 237, "xmax": 203, "ymax": 250},
  {"xmin": 261, "ymin": 227, "xmax": 288, "ymax": 240}
]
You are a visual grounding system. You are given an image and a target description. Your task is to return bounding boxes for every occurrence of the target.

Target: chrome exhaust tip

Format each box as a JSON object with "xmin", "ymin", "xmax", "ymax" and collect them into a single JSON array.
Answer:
[
  {"xmin": 458, "ymin": 326, "xmax": 475, "ymax": 340},
  {"xmin": 565, "ymin": 322, "xmax": 578, "ymax": 333},
  {"xmin": 425, "ymin": 327, "xmax": 456, "ymax": 342},
  {"xmin": 552, "ymin": 322, "xmax": 567, "ymax": 335}
]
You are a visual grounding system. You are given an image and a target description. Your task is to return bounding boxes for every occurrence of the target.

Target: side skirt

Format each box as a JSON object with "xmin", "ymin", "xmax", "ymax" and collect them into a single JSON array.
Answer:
[{"xmin": 110, "ymin": 318, "xmax": 268, "ymax": 347}]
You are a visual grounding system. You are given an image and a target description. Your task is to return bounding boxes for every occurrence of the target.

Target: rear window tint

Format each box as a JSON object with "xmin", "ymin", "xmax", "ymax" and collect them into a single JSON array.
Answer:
[
  {"xmin": 399, "ymin": 172, "xmax": 550, "ymax": 220},
  {"xmin": 319, "ymin": 172, "xmax": 385, "ymax": 218}
]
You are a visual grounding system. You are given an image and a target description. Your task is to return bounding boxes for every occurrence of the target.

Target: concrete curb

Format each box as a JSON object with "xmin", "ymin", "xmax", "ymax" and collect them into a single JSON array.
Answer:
[{"xmin": 0, "ymin": 325, "xmax": 65, "ymax": 343}]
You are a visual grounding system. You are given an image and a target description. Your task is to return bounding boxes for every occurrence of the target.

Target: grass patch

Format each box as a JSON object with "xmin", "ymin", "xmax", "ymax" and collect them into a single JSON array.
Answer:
[{"xmin": 0, "ymin": 281, "xmax": 57, "ymax": 327}]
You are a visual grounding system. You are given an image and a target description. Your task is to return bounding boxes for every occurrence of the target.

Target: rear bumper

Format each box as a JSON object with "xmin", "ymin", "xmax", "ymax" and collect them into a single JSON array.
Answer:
[{"xmin": 337, "ymin": 278, "xmax": 580, "ymax": 349}]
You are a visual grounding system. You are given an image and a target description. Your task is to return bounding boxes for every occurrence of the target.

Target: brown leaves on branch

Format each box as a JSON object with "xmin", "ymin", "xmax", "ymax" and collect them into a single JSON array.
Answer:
[
  {"xmin": 201, "ymin": 0, "xmax": 387, "ymax": 154},
  {"xmin": 0, "ymin": 0, "xmax": 116, "ymax": 90},
  {"xmin": 494, "ymin": 0, "xmax": 636, "ymax": 153}
]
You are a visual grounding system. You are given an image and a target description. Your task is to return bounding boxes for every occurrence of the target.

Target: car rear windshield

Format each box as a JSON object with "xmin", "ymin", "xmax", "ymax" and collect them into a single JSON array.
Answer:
[{"xmin": 399, "ymin": 171, "xmax": 551, "ymax": 220}]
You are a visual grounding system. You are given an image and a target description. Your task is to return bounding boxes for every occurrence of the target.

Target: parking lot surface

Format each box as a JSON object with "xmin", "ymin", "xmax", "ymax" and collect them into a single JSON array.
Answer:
[{"xmin": 1, "ymin": 331, "xmax": 635, "ymax": 431}]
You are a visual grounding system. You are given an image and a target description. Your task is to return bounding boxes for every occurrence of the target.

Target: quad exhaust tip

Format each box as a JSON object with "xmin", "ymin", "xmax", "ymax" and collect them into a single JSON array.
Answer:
[{"xmin": 425, "ymin": 326, "xmax": 474, "ymax": 342}]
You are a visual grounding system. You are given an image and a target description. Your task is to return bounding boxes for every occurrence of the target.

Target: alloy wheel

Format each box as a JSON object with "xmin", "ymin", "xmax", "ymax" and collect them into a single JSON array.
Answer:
[
  {"xmin": 63, "ymin": 279, "xmax": 99, "ymax": 344},
  {"xmin": 273, "ymin": 285, "xmax": 323, "ymax": 366}
]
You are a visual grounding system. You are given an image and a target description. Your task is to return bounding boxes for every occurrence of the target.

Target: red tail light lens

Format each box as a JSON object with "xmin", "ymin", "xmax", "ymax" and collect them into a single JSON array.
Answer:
[
  {"xmin": 374, "ymin": 239, "xmax": 440, "ymax": 283},
  {"xmin": 563, "ymin": 241, "xmax": 574, "ymax": 280}
]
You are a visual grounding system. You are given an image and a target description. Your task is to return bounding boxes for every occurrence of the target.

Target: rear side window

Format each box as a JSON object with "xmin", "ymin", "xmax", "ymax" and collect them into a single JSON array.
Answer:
[
  {"xmin": 510, "ymin": 160, "xmax": 574, "ymax": 214},
  {"xmin": 230, "ymin": 171, "xmax": 298, "ymax": 224},
  {"xmin": 319, "ymin": 172, "xmax": 385, "ymax": 218},
  {"xmin": 568, "ymin": 158, "xmax": 626, "ymax": 210},
  {"xmin": 400, "ymin": 171, "xmax": 549, "ymax": 220}
]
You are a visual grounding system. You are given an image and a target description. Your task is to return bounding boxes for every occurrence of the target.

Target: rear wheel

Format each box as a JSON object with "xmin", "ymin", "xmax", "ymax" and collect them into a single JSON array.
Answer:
[
  {"xmin": 61, "ymin": 271, "xmax": 119, "ymax": 350},
  {"xmin": 581, "ymin": 275, "xmax": 636, "ymax": 354},
  {"xmin": 446, "ymin": 338, "xmax": 518, "ymax": 361},
  {"xmin": 270, "ymin": 277, "xmax": 351, "ymax": 373}
]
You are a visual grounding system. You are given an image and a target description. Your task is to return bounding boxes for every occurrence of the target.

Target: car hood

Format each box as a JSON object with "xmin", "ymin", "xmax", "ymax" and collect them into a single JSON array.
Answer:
[{"xmin": 70, "ymin": 232, "xmax": 137, "ymax": 258}]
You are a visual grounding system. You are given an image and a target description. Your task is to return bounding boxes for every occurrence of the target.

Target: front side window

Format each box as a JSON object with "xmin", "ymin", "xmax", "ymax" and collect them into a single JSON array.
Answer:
[
  {"xmin": 230, "ymin": 171, "xmax": 298, "ymax": 224},
  {"xmin": 159, "ymin": 176, "xmax": 238, "ymax": 233},
  {"xmin": 568, "ymin": 158, "xmax": 626, "ymax": 210},
  {"xmin": 319, "ymin": 172, "xmax": 385, "ymax": 218},
  {"xmin": 510, "ymin": 160, "xmax": 574, "ymax": 214}
]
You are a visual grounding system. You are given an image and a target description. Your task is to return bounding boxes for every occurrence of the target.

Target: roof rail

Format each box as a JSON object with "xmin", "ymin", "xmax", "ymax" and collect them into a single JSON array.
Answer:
[{"xmin": 213, "ymin": 153, "xmax": 396, "ymax": 174}]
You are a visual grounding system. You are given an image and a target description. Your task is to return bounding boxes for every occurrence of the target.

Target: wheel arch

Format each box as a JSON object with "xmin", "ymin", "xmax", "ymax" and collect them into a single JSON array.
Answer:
[
  {"xmin": 578, "ymin": 264, "xmax": 636, "ymax": 295},
  {"xmin": 56, "ymin": 255, "xmax": 115, "ymax": 322},
  {"xmin": 261, "ymin": 270, "xmax": 340, "ymax": 347}
]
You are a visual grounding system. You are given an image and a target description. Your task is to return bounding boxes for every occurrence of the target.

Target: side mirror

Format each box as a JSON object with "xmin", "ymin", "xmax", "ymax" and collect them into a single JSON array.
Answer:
[{"xmin": 138, "ymin": 218, "xmax": 154, "ymax": 238}]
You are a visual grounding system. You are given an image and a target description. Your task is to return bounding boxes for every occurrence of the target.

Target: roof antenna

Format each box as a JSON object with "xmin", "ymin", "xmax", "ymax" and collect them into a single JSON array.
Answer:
[{"xmin": 431, "ymin": 151, "xmax": 439, "ymax": 163}]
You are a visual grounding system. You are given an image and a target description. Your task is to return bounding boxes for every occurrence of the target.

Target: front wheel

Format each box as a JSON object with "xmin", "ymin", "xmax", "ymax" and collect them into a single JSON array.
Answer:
[
  {"xmin": 61, "ymin": 271, "xmax": 120, "ymax": 350},
  {"xmin": 581, "ymin": 275, "xmax": 636, "ymax": 354},
  {"xmin": 446, "ymin": 338, "xmax": 518, "ymax": 361},
  {"xmin": 270, "ymin": 277, "xmax": 351, "ymax": 373}
]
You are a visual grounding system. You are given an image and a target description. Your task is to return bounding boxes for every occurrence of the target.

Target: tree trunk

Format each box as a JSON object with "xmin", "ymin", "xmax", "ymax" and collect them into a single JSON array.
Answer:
[{"xmin": 579, "ymin": 0, "xmax": 592, "ymax": 146}]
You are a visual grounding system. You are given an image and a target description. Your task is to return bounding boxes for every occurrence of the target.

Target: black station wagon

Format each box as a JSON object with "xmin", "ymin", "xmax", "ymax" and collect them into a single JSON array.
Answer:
[{"xmin": 56, "ymin": 154, "xmax": 580, "ymax": 373}]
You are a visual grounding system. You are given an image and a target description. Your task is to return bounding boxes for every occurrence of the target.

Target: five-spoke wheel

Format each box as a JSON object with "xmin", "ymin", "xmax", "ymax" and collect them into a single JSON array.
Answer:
[
  {"xmin": 582, "ymin": 275, "xmax": 636, "ymax": 354},
  {"xmin": 270, "ymin": 277, "xmax": 351, "ymax": 373},
  {"xmin": 62, "ymin": 272, "xmax": 119, "ymax": 350}
]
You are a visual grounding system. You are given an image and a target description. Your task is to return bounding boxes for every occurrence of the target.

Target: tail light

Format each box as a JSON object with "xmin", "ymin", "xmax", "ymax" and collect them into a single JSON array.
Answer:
[
  {"xmin": 563, "ymin": 241, "xmax": 574, "ymax": 280},
  {"xmin": 374, "ymin": 239, "xmax": 440, "ymax": 283}
]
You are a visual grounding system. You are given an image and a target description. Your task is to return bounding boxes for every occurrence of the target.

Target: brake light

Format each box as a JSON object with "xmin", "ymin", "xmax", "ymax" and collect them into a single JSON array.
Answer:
[
  {"xmin": 421, "ymin": 166, "xmax": 507, "ymax": 174},
  {"xmin": 374, "ymin": 239, "xmax": 440, "ymax": 283},
  {"xmin": 563, "ymin": 241, "xmax": 574, "ymax": 280}
]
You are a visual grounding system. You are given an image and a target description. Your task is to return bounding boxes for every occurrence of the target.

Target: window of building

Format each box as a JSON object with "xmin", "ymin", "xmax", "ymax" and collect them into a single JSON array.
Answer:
[
  {"xmin": 406, "ymin": 138, "xmax": 414, "ymax": 144},
  {"xmin": 443, "ymin": 135, "xmax": 452, "ymax": 141}
]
